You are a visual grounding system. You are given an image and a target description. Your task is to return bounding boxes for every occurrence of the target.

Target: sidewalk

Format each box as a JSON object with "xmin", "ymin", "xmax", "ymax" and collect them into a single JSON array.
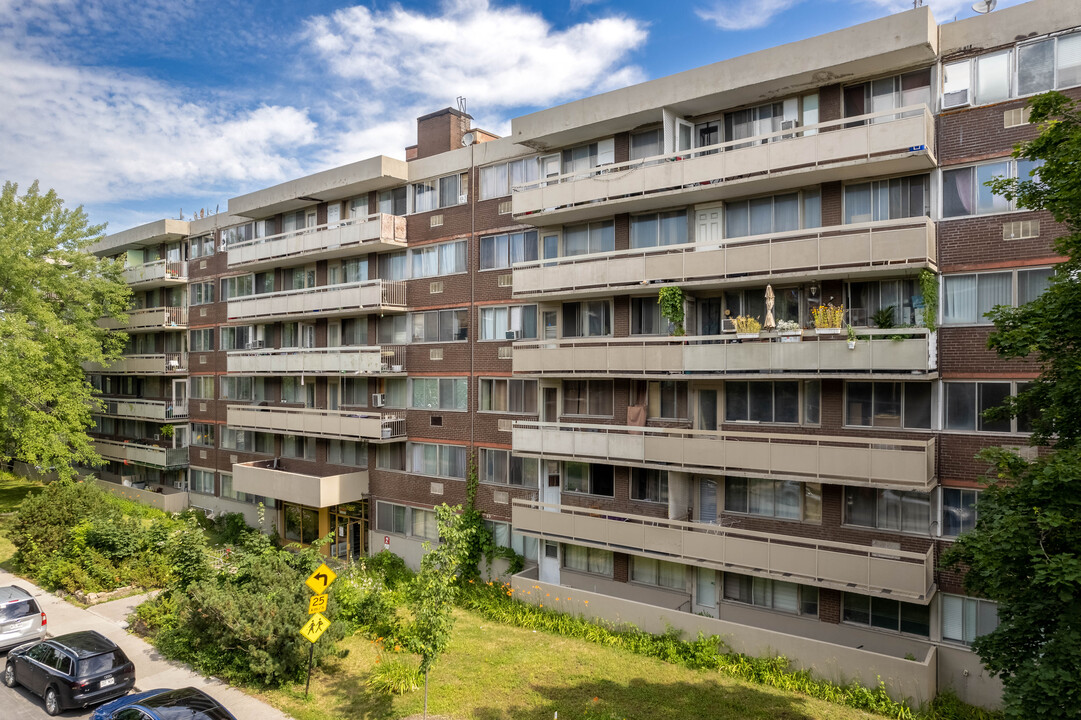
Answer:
[{"xmin": 0, "ymin": 567, "xmax": 294, "ymax": 720}]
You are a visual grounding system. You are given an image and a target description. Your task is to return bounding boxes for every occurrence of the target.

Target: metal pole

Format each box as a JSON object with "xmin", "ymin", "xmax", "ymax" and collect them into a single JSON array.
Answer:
[{"xmin": 305, "ymin": 643, "xmax": 314, "ymax": 697}]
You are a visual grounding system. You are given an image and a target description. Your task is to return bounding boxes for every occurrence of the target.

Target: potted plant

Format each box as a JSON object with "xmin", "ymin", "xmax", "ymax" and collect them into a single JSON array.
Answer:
[
  {"xmin": 846, "ymin": 325, "xmax": 858, "ymax": 350},
  {"xmin": 811, "ymin": 304, "xmax": 844, "ymax": 335},
  {"xmin": 733, "ymin": 315, "xmax": 762, "ymax": 339},
  {"xmin": 776, "ymin": 319, "xmax": 802, "ymax": 343}
]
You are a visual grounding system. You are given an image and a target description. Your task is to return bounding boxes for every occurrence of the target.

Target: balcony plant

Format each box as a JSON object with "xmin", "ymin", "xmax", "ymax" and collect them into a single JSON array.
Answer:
[
  {"xmin": 776, "ymin": 319, "xmax": 802, "ymax": 343},
  {"xmin": 846, "ymin": 325, "xmax": 857, "ymax": 350},
  {"xmin": 811, "ymin": 304, "xmax": 844, "ymax": 334},
  {"xmin": 658, "ymin": 287, "xmax": 686, "ymax": 336},
  {"xmin": 733, "ymin": 315, "xmax": 762, "ymax": 339}
]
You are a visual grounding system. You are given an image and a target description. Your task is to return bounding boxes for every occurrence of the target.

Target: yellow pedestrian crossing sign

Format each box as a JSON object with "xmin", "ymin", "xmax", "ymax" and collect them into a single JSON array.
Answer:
[
  {"xmin": 305, "ymin": 563, "xmax": 337, "ymax": 595},
  {"xmin": 308, "ymin": 593, "xmax": 328, "ymax": 615},
  {"xmin": 299, "ymin": 612, "xmax": 330, "ymax": 643}
]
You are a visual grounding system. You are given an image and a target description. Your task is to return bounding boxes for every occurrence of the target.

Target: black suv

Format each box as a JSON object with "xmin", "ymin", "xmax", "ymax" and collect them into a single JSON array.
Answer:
[{"xmin": 3, "ymin": 630, "xmax": 135, "ymax": 715}]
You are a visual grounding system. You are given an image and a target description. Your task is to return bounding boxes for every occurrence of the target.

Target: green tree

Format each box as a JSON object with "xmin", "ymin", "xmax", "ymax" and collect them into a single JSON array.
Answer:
[
  {"xmin": 9, "ymin": 478, "xmax": 116, "ymax": 570},
  {"xmin": 944, "ymin": 92, "xmax": 1081, "ymax": 718},
  {"xmin": 0, "ymin": 181, "xmax": 130, "ymax": 478}
]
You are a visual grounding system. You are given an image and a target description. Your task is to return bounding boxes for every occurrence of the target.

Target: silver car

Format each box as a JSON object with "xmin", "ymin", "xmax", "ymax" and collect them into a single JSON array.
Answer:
[{"xmin": 0, "ymin": 586, "xmax": 47, "ymax": 652}]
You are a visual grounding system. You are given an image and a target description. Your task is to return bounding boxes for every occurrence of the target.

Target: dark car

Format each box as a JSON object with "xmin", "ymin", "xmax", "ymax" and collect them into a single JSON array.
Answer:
[
  {"xmin": 0, "ymin": 585, "xmax": 47, "ymax": 651},
  {"xmin": 3, "ymin": 630, "xmax": 135, "ymax": 715},
  {"xmin": 91, "ymin": 686, "xmax": 239, "ymax": 720}
]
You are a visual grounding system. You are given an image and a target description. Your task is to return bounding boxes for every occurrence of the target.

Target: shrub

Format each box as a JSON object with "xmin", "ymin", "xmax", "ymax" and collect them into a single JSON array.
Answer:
[
  {"xmin": 368, "ymin": 656, "xmax": 422, "ymax": 695},
  {"xmin": 9, "ymin": 479, "xmax": 114, "ymax": 570},
  {"xmin": 365, "ymin": 550, "xmax": 413, "ymax": 590},
  {"xmin": 336, "ymin": 567, "xmax": 400, "ymax": 638}
]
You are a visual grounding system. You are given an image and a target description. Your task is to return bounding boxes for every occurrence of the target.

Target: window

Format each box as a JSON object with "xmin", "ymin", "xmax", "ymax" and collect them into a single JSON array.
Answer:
[
  {"xmin": 220, "ymin": 426, "xmax": 254, "ymax": 451},
  {"xmin": 945, "ymin": 381, "xmax": 1029, "ymax": 433},
  {"xmin": 220, "ymin": 325, "xmax": 255, "ymax": 351},
  {"xmin": 377, "ymin": 187, "xmax": 407, "ymax": 216},
  {"xmin": 190, "ymin": 329, "xmax": 213, "ymax": 352},
  {"xmin": 480, "ymin": 448, "xmax": 540, "ymax": 487},
  {"xmin": 844, "ymin": 175, "xmax": 929, "ymax": 224},
  {"xmin": 377, "ymin": 443, "xmax": 406, "ymax": 471},
  {"xmin": 376, "ymin": 502, "xmax": 407, "ymax": 535},
  {"xmin": 412, "ymin": 172, "xmax": 468, "ymax": 212},
  {"xmin": 632, "ymin": 557, "xmax": 684, "ymax": 589},
  {"xmin": 190, "ymin": 282, "xmax": 214, "ymax": 306},
  {"xmin": 191, "ymin": 423, "xmax": 214, "ymax": 447},
  {"xmin": 844, "ymin": 487, "xmax": 931, "ymax": 534},
  {"xmin": 844, "ymin": 69, "xmax": 931, "ymax": 121},
  {"xmin": 630, "ymin": 128, "xmax": 663, "ymax": 160},
  {"xmin": 480, "ymin": 305, "xmax": 538, "ymax": 340},
  {"xmin": 221, "ymin": 275, "xmax": 254, "ymax": 301},
  {"xmin": 378, "ymin": 251, "xmax": 407, "ymax": 281},
  {"xmin": 845, "ymin": 381, "xmax": 931, "ymax": 429},
  {"xmin": 725, "ymin": 478, "xmax": 822, "ymax": 522},
  {"xmin": 480, "ymin": 231, "xmax": 539, "ymax": 270},
  {"xmin": 943, "ymin": 488, "xmax": 979, "ymax": 537},
  {"xmin": 189, "ymin": 235, "xmax": 214, "ymax": 258},
  {"xmin": 723, "ymin": 574, "xmax": 817, "ymax": 616},
  {"xmin": 562, "ymin": 380, "xmax": 613, "ymax": 416},
  {"xmin": 648, "ymin": 381, "xmax": 689, "ymax": 420},
  {"xmin": 384, "ymin": 378, "xmax": 407, "ymax": 408},
  {"xmin": 942, "ymin": 594, "xmax": 999, "ymax": 645},
  {"xmin": 563, "ymin": 221, "xmax": 614, "ymax": 257},
  {"xmin": 485, "ymin": 520, "xmax": 539, "ymax": 561},
  {"xmin": 847, "ymin": 278, "xmax": 921, "ymax": 327},
  {"xmin": 189, "ymin": 468, "xmax": 215, "ymax": 495},
  {"xmin": 842, "ymin": 593, "xmax": 929, "ymax": 636},
  {"xmin": 480, "ymin": 157, "xmax": 539, "ymax": 199},
  {"xmin": 280, "ymin": 377, "xmax": 304, "ymax": 404},
  {"xmin": 411, "ymin": 508, "xmax": 439, "ymax": 540},
  {"xmin": 942, "ymin": 159, "xmax": 1042, "ymax": 218},
  {"xmin": 944, "ymin": 34, "xmax": 1081, "ymax": 109},
  {"xmin": 562, "ymin": 139, "xmax": 614, "ymax": 176},
  {"xmin": 281, "ymin": 434, "xmax": 315, "ymax": 460},
  {"xmin": 943, "ymin": 268, "xmax": 1053, "ymax": 325},
  {"xmin": 340, "ymin": 317, "xmax": 368, "ymax": 346},
  {"xmin": 562, "ymin": 301, "xmax": 611, "ymax": 338},
  {"xmin": 631, "ymin": 297, "xmax": 671, "ymax": 335},
  {"xmin": 479, "ymin": 378, "xmax": 537, "ymax": 413},
  {"xmin": 725, "ymin": 381, "xmax": 800, "ymax": 424},
  {"xmin": 190, "ymin": 377, "xmax": 214, "ymax": 400},
  {"xmin": 411, "ymin": 239, "xmax": 467, "ymax": 278},
  {"xmin": 221, "ymin": 377, "xmax": 261, "ymax": 402},
  {"xmin": 726, "ymin": 191, "xmax": 820, "ymax": 238},
  {"xmin": 408, "ymin": 442, "xmax": 467, "ymax": 479},
  {"xmin": 412, "ymin": 309, "xmax": 468, "ymax": 343},
  {"xmin": 631, "ymin": 468, "xmax": 668, "ymax": 503},
  {"xmin": 563, "ymin": 462, "xmax": 614, "ymax": 496},
  {"xmin": 629, "ymin": 210, "xmax": 689, "ymax": 249},
  {"xmin": 341, "ymin": 378, "xmax": 368, "ymax": 406},
  {"xmin": 562, "ymin": 544, "xmax": 613, "ymax": 577},
  {"xmin": 284, "ymin": 504, "xmax": 320, "ymax": 544},
  {"xmin": 410, "ymin": 377, "xmax": 468, "ymax": 410},
  {"xmin": 328, "ymin": 440, "xmax": 367, "ymax": 467},
  {"xmin": 377, "ymin": 314, "xmax": 409, "ymax": 344}
]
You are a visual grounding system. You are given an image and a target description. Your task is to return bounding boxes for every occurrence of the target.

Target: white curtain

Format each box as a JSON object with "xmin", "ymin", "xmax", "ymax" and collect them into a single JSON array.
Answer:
[
  {"xmin": 943, "ymin": 275, "xmax": 977, "ymax": 324},
  {"xmin": 977, "ymin": 272, "xmax": 1012, "ymax": 319},
  {"xmin": 480, "ymin": 165, "xmax": 507, "ymax": 200}
]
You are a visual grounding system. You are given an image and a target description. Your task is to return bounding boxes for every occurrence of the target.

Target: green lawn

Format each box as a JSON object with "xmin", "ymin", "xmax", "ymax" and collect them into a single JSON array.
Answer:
[
  {"xmin": 256, "ymin": 608, "xmax": 879, "ymax": 720},
  {"xmin": 0, "ymin": 471, "xmax": 43, "ymax": 513}
]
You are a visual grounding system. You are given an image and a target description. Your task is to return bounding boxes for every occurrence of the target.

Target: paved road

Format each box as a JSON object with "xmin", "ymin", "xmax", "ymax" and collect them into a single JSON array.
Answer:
[{"xmin": 0, "ymin": 569, "xmax": 293, "ymax": 720}]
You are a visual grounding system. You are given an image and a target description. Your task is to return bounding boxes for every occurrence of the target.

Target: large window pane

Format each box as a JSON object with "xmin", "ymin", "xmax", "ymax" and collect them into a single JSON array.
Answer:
[
  {"xmin": 976, "ymin": 272, "xmax": 1011, "ymax": 320},
  {"xmin": 943, "ymin": 275, "xmax": 976, "ymax": 325},
  {"xmin": 975, "ymin": 52, "xmax": 1010, "ymax": 104},
  {"xmin": 978, "ymin": 383, "xmax": 1011, "ymax": 432},
  {"xmin": 1018, "ymin": 40, "xmax": 1055, "ymax": 95},
  {"xmin": 946, "ymin": 383, "xmax": 977, "ymax": 431},
  {"xmin": 975, "ymin": 163, "xmax": 1010, "ymax": 215},
  {"xmin": 903, "ymin": 383, "xmax": 932, "ymax": 429}
]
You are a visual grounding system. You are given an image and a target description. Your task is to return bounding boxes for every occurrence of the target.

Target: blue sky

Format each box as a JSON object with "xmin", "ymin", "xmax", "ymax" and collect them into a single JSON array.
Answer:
[{"xmin": 0, "ymin": 0, "xmax": 1024, "ymax": 233}]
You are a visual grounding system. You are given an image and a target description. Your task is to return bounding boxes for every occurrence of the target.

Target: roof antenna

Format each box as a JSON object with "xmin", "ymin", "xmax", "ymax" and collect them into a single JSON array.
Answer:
[
  {"xmin": 971, "ymin": 0, "xmax": 996, "ymax": 13},
  {"xmin": 457, "ymin": 96, "xmax": 467, "ymax": 115}
]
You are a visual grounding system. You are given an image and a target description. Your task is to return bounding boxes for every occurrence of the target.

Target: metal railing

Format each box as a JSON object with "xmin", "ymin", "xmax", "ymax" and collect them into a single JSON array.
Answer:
[
  {"xmin": 97, "ymin": 398, "xmax": 188, "ymax": 420},
  {"xmin": 226, "ymin": 213, "xmax": 407, "ymax": 268},
  {"xmin": 226, "ymin": 279, "xmax": 407, "ymax": 322},
  {"xmin": 122, "ymin": 259, "xmax": 188, "ymax": 284},
  {"xmin": 225, "ymin": 345, "xmax": 405, "ymax": 375}
]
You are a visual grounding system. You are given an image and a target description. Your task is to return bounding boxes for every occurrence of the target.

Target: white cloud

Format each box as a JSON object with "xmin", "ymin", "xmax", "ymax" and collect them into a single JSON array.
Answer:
[
  {"xmin": 304, "ymin": 0, "xmax": 648, "ymax": 110},
  {"xmin": 696, "ymin": 0, "xmax": 803, "ymax": 31},
  {"xmin": 0, "ymin": 51, "xmax": 317, "ymax": 206}
]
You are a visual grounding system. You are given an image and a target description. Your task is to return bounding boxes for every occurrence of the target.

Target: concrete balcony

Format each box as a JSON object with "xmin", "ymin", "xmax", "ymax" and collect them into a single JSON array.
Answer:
[
  {"xmin": 93, "ymin": 438, "xmax": 188, "ymax": 469},
  {"xmin": 99, "ymin": 307, "xmax": 188, "ymax": 332},
  {"xmin": 84, "ymin": 353, "xmax": 187, "ymax": 375},
  {"xmin": 227, "ymin": 280, "xmax": 406, "ymax": 323},
  {"xmin": 97, "ymin": 398, "xmax": 188, "ymax": 421},
  {"xmin": 232, "ymin": 459, "xmax": 369, "ymax": 507},
  {"xmin": 226, "ymin": 405, "xmax": 406, "ymax": 442},
  {"xmin": 226, "ymin": 345, "xmax": 406, "ymax": 376},
  {"xmin": 513, "ymin": 217, "xmax": 935, "ymax": 300},
  {"xmin": 121, "ymin": 260, "xmax": 187, "ymax": 288},
  {"xmin": 513, "ymin": 329, "xmax": 936, "ymax": 379},
  {"xmin": 513, "ymin": 499, "xmax": 934, "ymax": 602},
  {"xmin": 512, "ymin": 421, "xmax": 936, "ymax": 491},
  {"xmin": 512, "ymin": 106, "xmax": 936, "ymax": 225},
  {"xmin": 227, "ymin": 214, "xmax": 407, "ymax": 271}
]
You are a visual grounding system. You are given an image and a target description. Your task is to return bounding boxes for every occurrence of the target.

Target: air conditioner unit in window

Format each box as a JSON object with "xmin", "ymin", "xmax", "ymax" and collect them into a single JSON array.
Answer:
[
  {"xmin": 722, "ymin": 318, "xmax": 736, "ymax": 333},
  {"xmin": 458, "ymin": 193, "xmax": 468, "ymax": 205},
  {"xmin": 245, "ymin": 340, "xmax": 265, "ymax": 350},
  {"xmin": 372, "ymin": 393, "xmax": 386, "ymax": 408},
  {"xmin": 505, "ymin": 330, "xmax": 520, "ymax": 340}
]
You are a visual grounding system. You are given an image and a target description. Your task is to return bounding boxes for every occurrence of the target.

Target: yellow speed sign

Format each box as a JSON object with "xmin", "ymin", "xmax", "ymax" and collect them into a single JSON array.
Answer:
[{"xmin": 307, "ymin": 593, "xmax": 328, "ymax": 615}]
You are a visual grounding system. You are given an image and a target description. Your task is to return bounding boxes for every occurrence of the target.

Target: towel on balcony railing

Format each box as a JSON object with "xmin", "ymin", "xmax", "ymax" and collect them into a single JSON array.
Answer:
[{"xmin": 627, "ymin": 405, "xmax": 646, "ymax": 430}]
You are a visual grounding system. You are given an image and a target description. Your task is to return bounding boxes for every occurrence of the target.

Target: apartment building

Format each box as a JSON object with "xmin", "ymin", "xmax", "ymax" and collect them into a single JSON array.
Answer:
[{"xmin": 82, "ymin": 0, "xmax": 1080, "ymax": 708}]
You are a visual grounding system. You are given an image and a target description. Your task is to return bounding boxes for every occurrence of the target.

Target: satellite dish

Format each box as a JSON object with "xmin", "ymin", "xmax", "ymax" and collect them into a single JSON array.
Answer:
[
  {"xmin": 971, "ymin": 0, "xmax": 996, "ymax": 13},
  {"xmin": 461, "ymin": 132, "xmax": 475, "ymax": 147}
]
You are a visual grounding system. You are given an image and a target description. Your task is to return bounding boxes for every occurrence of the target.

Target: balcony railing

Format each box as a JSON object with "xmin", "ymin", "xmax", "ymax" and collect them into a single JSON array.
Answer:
[
  {"xmin": 227, "ymin": 214, "xmax": 407, "ymax": 270},
  {"xmin": 97, "ymin": 398, "xmax": 188, "ymax": 421},
  {"xmin": 512, "ymin": 217, "xmax": 935, "ymax": 298},
  {"xmin": 226, "ymin": 405, "xmax": 406, "ymax": 442},
  {"xmin": 513, "ymin": 421, "xmax": 936, "ymax": 491},
  {"xmin": 512, "ymin": 499, "xmax": 934, "ymax": 602},
  {"xmin": 227, "ymin": 279, "xmax": 406, "ymax": 322},
  {"xmin": 226, "ymin": 345, "xmax": 406, "ymax": 375},
  {"xmin": 93, "ymin": 438, "xmax": 189, "ymax": 468},
  {"xmin": 121, "ymin": 260, "xmax": 187, "ymax": 286},
  {"xmin": 232, "ymin": 459, "xmax": 369, "ymax": 507},
  {"xmin": 84, "ymin": 352, "xmax": 187, "ymax": 375},
  {"xmin": 512, "ymin": 106, "xmax": 935, "ymax": 222},
  {"xmin": 99, "ymin": 306, "xmax": 188, "ymax": 332},
  {"xmin": 513, "ymin": 328, "xmax": 936, "ymax": 378}
]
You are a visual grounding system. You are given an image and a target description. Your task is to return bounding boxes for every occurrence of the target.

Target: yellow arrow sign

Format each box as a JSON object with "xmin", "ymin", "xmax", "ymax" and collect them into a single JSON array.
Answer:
[
  {"xmin": 299, "ymin": 612, "xmax": 330, "ymax": 643},
  {"xmin": 305, "ymin": 563, "xmax": 337, "ymax": 595},
  {"xmin": 307, "ymin": 593, "xmax": 328, "ymax": 615}
]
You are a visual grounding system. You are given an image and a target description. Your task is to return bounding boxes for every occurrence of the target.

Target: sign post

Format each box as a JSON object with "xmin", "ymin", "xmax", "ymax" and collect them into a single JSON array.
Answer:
[{"xmin": 300, "ymin": 563, "xmax": 337, "ymax": 697}]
